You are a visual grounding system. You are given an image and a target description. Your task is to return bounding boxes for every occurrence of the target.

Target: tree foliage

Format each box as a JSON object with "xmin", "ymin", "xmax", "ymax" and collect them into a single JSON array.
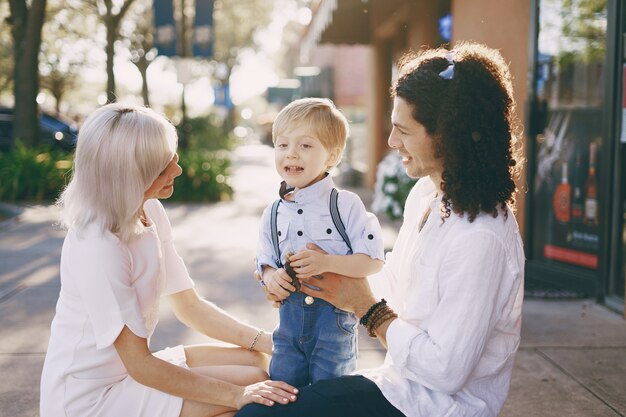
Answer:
[
  {"xmin": 0, "ymin": 2, "xmax": 13, "ymax": 96},
  {"xmin": 40, "ymin": 1, "xmax": 94, "ymax": 114},
  {"xmin": 84, "ymin": 0, "xmax": 140, "ymax": 103},
  {"xmin": 213, "ymin": 0, "xmax": 273, "ymax": 68},
  {"xmin": 1, "ymin": 0, "xmax": 279, "ymax": 133},
  {"xmin": 559, "ymin": 0, "xmax": 607, "ymax": 66},
  {"xmin": 121, "ymin": 0, "xmax": 155, "ymax": 106}
]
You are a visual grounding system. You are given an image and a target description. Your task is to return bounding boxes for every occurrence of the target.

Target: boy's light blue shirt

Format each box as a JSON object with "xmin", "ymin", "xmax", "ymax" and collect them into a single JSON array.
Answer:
[{"xmin": 256, "ymin": 174, "xmax": 385, "ymax": 273}]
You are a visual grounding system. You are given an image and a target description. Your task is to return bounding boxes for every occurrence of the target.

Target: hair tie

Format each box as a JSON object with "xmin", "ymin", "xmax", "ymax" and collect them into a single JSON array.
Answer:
[{"xmin": 438, "ymin": 51, "xmax": 455, "ymax": 80}]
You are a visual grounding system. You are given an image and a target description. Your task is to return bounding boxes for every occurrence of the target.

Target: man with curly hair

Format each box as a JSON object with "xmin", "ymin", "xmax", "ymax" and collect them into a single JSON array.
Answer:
[{"xmin": 237, "ymin": 42, "xmax": 525, "ymax": 417}]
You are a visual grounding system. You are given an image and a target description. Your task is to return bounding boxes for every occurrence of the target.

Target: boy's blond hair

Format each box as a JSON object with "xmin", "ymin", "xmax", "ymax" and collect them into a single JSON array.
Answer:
[{"xmin": 272, "ymin": 98, "xmax": 349, "ymax": 162}]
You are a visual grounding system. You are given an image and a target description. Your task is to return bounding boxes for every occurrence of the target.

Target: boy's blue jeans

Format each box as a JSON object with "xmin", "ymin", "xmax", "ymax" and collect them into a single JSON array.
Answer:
[{"xmin": 270, "ymin": 291, "xmax": 358, "ymax": 387}]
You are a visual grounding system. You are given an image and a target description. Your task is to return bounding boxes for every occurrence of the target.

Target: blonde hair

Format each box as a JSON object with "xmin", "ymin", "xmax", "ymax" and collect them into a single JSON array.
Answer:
[
  {"xmin": 272, "ymin": 97, "xmax": 349, "ymax": 165},
  {"xmin": 58, "ymin": 103, "xmax": 177, "ymax": 242}
]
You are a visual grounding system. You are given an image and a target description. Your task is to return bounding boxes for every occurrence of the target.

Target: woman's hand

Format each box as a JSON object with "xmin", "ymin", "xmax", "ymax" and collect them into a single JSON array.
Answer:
[
  {"xmin": 235, "ymin": 380, "xmax": 298, "ymax": 409},
  {"xmin": 288, "ymin": 249, "xmax": 330, "ymax": 278}
]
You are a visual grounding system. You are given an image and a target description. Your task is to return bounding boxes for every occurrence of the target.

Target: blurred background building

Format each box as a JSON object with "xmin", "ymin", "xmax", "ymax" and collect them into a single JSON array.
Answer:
[
  {"xmin": 0, "ymin": 0, "xmax": 624, "ymax": 316},
  {"xmin": 289, "ymin": 0, "xmax": 625, "ymax": 316}
]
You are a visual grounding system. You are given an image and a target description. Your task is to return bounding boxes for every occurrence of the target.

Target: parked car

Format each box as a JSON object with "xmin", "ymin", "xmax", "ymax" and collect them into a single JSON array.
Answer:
[{"xmin": 0, "ymin": 107, "xmax": 78, "ymax": 150}]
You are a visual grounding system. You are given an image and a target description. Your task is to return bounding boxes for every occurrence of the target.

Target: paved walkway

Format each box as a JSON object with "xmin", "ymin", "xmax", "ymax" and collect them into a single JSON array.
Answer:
[{"xmin": 0, "ymin": 142, "xmax": 624, "ymax": 416}]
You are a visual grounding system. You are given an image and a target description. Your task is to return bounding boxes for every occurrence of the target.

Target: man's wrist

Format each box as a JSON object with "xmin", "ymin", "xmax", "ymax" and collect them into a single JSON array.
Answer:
[{"xmin": 354, "ymin": 296, "xmax": 379, "ymax": 319}]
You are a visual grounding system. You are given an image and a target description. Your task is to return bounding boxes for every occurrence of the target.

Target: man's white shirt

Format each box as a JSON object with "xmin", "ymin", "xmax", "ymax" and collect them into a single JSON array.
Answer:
[{"xmin": 360, "ymin": 177, "xmax": 525, "ymax": 417}]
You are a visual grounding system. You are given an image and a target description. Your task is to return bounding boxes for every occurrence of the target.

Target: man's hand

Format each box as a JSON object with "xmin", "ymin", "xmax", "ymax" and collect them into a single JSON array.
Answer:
[
  {"xmin": 298, "ymin": 244, "xmax": 377, "ymax": 318},
  {"xmin": 288, "ymin": 248, "xmax": 331, "ymax": 278}
]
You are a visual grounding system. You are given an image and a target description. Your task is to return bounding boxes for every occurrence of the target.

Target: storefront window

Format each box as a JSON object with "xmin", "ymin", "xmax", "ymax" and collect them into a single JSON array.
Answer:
[{"xmin": 530, "ymin": 0, "xmax": 608, "ymax": 270}]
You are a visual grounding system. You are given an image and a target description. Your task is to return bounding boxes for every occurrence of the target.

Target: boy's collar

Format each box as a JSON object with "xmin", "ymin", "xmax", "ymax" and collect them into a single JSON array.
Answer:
[
  {"xmin": 279, "ymin": 181, "xmax": 295, "ymax": 200},
  {"xmin": 278, "ymin": 173, "xmax": 334, "ymax": 203}
]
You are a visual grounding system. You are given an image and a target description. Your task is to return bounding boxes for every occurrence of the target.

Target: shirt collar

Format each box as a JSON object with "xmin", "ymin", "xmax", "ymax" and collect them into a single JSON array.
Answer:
[
  {"xmin": 421, "ymin": 177, "xmax": 439, "ymax": 205},
  {"xmin": 280, "ymin": 173, "xmax": 334, "ymax": 204}
]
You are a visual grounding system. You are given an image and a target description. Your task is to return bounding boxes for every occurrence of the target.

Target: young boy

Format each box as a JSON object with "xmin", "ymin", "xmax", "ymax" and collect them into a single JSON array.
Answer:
[{"xmin": 256, "ymin": 97, "xmax": 384, "ymax": 387}]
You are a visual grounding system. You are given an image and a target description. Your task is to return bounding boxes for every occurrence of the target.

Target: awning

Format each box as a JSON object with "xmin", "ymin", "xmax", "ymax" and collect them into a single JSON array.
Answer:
[{"xmin": 301, "ymin": 0, "xmax": 371, "ymax": 60}]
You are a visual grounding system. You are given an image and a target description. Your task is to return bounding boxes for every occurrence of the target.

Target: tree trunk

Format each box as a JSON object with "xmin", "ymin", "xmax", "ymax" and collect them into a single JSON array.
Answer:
[
  {"xmin": 105, "ymin": 20, "xmax": 117, "ymax": 103},
  {"xmin": 9, "ymin": 0, "xmax": 47, "ymax": 147},
  {"xmin": 102, "ymin": 0, "xmax": 137, "ymax": 104},
  {"xmin": 138, "ymin": 58, "xmax": 150, "ymax": 106},
  {"xmin": 54, "ymin": 91, "xmax": 62, "ymax": 115}
]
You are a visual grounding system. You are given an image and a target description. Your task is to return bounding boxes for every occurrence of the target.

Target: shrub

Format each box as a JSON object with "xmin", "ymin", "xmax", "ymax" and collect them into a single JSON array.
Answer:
[
  {"xmin": 371, "ymin": 152, "xmax": 417, "ymax": 220},
  {"xmin": 178, "ymin": 116, "xmax": 237, "ymax": 151},
  {"xmin": 0, "ymin": 141, "xmax": 72, "ymax": 202},
  {"xmin": 171, "ymin": 148, "xmax": 233, "ymax": 202},
  {"xmin": 0, "ymin": 116, "xmax": 235, "ymax": 204}
]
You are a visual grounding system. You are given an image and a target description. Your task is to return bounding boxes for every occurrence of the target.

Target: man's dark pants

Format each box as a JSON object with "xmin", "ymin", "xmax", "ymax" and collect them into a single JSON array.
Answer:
[{"xmin": 235, "ymin": 375, "xmax": 405, "ymax": 417}]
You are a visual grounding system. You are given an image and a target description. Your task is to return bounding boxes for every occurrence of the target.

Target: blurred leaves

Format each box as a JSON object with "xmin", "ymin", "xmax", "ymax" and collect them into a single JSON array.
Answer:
[
  {"xmin": 0, "ymin": 2, "xmax": 12, "ymax": 96},
  {"xmin": 213, "ymin": 0, "xmax": 274, "ymax": 67},
  {"xmin": 172, "ymin": 148, "xmax": 233, "ymax": 202},
  {"xmin": 559, "ymin": 0, "xmax": 607, "ymax": 67},
  {"xmin": 181, "ymin": 115, "xmax": 237, "ymax": 151},
  {"xmin": 40, "ymin": 1, "xmax": 96, "ymax": 114},
  {"xmin": 0, "ymin": 141, "xmax": 72, "ymax": 202},
  {"xmin": 371, "ymin": 152, "xmax": 417, "ymax": 221},
  {"xmin": 0, "ymin": 140, "xmax": 234, "ymax": 203}
]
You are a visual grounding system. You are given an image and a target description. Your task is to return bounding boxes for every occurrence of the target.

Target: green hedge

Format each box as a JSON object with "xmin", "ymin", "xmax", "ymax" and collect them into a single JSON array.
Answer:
[
  {"xmin": 171, "ymin": 149, "xmax": 233, "ymax": 202},
  {"xmin": 0, "ymin": 142, "xmax": 233, "ymax": 203},
  {"xmin": 178, "ymin": 116, "xmax": 238, "ymax": 151},
  {"xmin": 0, "ymin": 142, "xmax": 72, "ymax": 202}
]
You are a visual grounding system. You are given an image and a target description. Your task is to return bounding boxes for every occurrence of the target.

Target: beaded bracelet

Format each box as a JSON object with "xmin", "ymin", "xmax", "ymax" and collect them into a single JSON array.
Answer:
[
  {"xmin": 367, "ymin": 306, "xmax": 390, "ymax": 330},
  {"xmin": 367, "ymin": 308, "xmax": 398, "ymax": 337},
  {"xmin": 359, "ymin": 299, "xmax": 387, "ymax": 327}
]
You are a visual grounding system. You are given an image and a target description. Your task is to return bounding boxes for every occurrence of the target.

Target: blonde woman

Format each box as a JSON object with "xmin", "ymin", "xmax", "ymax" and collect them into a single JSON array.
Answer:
[{"xmin": 40, "ymin": 103, "xmax": 298, "ymax": 417}]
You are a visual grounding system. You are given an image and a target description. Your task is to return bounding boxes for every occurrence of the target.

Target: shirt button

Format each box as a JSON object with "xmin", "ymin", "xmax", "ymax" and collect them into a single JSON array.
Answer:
[
  {"xmin": 326, "ymin": 228, "xmax": 332, "ymax": 234},
  {"xmin": 305, "ymin": 296, "xmax": 314, "ymax": 305},
  {"xmin": 278, "ymin": 231, "xmax": 282, "ymax": 237},
  {"xmin": 368, "ymin": 234, "xmax": 374, "ymax": 240},
  {"xmin": 297, "ymin": 209, "xmax": 303, "ymax": 214},
  {"xmin": 297, "ymin": 231, "xmax": 303, "ymax": 236}
]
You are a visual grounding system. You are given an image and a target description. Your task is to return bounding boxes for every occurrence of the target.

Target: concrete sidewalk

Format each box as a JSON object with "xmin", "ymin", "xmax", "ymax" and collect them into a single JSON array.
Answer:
[{"xmin": 0, "ymin": 142, "xmax": 625, "ymax": 417}]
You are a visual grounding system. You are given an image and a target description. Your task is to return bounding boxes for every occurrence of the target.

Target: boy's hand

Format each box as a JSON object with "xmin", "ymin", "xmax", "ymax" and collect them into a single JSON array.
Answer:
[
  {"xmin": 283, "ymin": 252, "xmax": 301, "ymax": 291},
  {"xmin": 289, "ymin": 248, "xmax": 332, "ymax": 278},
  {"xmin": 264, "ymin": 268, "xmax": 296, "ymax": 301}
]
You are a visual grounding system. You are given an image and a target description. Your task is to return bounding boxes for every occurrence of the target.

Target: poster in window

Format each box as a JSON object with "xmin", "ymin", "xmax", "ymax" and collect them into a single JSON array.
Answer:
[
  {"xmin": 531, "ymin": 108, "xmax": 601, "ymax": 269},
  {"xmin": 530, "ymin": 0, "xmax": 606, "ymax": 270}
]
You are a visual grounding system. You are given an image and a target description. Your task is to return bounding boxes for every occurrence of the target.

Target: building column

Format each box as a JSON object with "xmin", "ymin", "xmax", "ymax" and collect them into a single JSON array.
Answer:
[{"xmin": 366, "ymin": 38, "xmax": 392, "ymax": 187}]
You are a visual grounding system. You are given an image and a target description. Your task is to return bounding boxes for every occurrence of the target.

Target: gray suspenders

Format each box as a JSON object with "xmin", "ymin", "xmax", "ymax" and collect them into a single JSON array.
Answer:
[{"xmin": 270, "ymin": 188, "xmax": 353, "ymax": 268}]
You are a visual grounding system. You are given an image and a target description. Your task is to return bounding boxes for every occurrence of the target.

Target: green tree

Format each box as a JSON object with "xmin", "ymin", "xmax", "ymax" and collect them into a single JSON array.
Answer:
[
  {"xmin": 213, "ymin": 0, "xmax": 273, "ymax": 68},
  {"xmin": 561, "ymin": 0, "xmax": 606, "ymax": 64},
  {"xmin": 211, "ymin": 0, "xmax": 273, "ymax": 130},
  {"xmin": 122, "ymin": 0, "xmax": 155, "ymax": 106},
  {"xmin": 8, "ymin": 0, "xmax": 47, "ymax": 147},
  {"xmin": 0, "ymin": 2, "xmax": 13, "ymax": 96},
  {"xmin": 39, "ymin": 1, "xmax": 93, "ymax": 114},
  {"xmin": 85, "ymin": 0, "xmax": 139, "ymax": 103}
]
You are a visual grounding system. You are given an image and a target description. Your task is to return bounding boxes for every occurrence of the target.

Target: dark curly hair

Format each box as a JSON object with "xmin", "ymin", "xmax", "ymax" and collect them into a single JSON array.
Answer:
[{"xmin": 392, "ymin": 42, "xmax": 522, "ymax": 222}]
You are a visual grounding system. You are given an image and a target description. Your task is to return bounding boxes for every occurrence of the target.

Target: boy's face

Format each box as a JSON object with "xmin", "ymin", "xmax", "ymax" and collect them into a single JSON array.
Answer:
[{"xmin": 274, "ymin": 123, "xmax": 339, "ymax": 189}]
